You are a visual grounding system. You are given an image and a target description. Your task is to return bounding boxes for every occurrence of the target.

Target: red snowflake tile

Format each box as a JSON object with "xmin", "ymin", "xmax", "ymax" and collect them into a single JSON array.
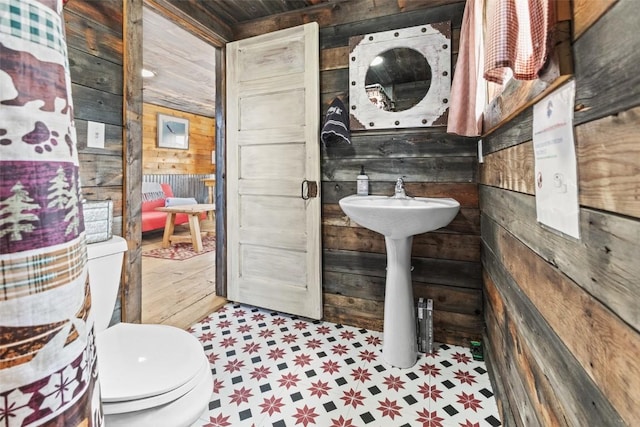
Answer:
[{"xmin": 190, "ymin": 303, "xmax": 501, "ymax": 427}]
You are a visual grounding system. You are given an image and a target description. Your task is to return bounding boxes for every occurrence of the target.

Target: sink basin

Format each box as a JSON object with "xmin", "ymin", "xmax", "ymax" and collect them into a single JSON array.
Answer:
[
  {"xmin": 338, "ymin": 194, "xmax": 460, "ymax": 368},
  {"xmin": 339, "ymin": 195, "xmax": 460, "ymax": 239}
]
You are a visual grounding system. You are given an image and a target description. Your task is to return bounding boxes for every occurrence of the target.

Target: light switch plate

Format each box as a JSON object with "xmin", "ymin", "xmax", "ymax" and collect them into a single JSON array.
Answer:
[
  {"xmin": 87, "ymin": 121, "xmax": 106, "ymax": 149},
  {"xmin": 478, "ymin": 139, "xmax": 484, "ymax": 163}
]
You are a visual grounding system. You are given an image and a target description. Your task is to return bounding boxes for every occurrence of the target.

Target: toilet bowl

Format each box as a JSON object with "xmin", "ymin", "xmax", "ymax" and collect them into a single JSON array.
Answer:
[{"xmin": 87, "ymin": 236, "xmax": 212, "ymax": 427}]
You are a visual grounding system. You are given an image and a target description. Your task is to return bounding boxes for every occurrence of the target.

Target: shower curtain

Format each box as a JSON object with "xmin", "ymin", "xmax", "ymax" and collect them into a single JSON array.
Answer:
[{"xmin": 0, "ymin": 0, "xmax": 102, "ymax": 425}]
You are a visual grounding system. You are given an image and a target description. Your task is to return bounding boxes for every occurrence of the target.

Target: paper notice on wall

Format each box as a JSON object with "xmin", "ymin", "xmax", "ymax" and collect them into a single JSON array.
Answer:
[{"xmin": 532, "ymin": 80, "xmax": 580, "ymax": 239}]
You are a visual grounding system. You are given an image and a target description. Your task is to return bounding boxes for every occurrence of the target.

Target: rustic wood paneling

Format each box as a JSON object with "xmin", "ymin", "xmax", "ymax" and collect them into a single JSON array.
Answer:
[
  {"xmin": 575, "ymin": 105, "xmax": 640, "ymax": 218},
  {"xmin": 68, "ymin": 0, "xmax": 125, "ymax": 237},
  {"xmin": 324, "ymin": 131, "xmax": 478, "ymax": 158},
  {"xmin": 483, "ymin": 73, "xmax": 572, "ymax": 138},
  {"xmin": 71, "ymin": 84, "xmax": 123, "ymax": 126},
  {"xmin": 323, "ymin": 270, "xmax": 481, "ymax": 316},
  {"xmin": 481, "ymin": 1, "xmax": 639, "ymax": 424},
  {"xmin": 483, "ymin": 104, "xmax": 640, "ymax": 219},
  {"xmin": 233, "ymin": 0, "xmax": 416, "ymax": 40},
  {"xmin": 67, "ymin": 0, "xmax": 136, "ymax": 323},
  {"xmin": 484, "ymin": 260, "xmax": 622, "ymax": 427},
  {"xmin": 323, "ymin": 181, "xmax": 478, "ymax": 206},
  {"xmin": 573, "ymin": 0, "xmax": 640, "ymax": 126},
  {"xmin": 480, "ymin": 141, "xmax": 534, "ymax": 194},
  {"xmin": 320, "ymin": 46, "xmax": 349, "ymax": 71},
  {"xmin": 322, "ymin": 157, "xmax": 476, "ymax": 182},
  {"xmin": 484, "ymin": 308, "xmax": 536, "ymax": 426},
  {"xmin": 214, "ymin": 47, "xmax": 226, "ymax": 298},
  {"xmin": 65, "ymin": 0, "xmax": 123, "ymax": 35},
  {"xmin": 319, "ymin": 3, "xmax": 464, "ymax": 49},
  {"xmin": 323, "ymin": 293, "xmax": 384, "ymax": 331},
  {"xmin": 481, "ymin": 105, "xmax": 533, "ymax": 155},
  {"xmin": 324, "ymin": 249, "xmax": 481, "ymax": 290},
  {"xmin": 484, "ymin": 279, "xmax": 562, "ymax": 427},
  {"xmin": 433, "ymin": 310, "xmax": 483, "ymax": 347},
  {"xmin": 320, "ymin": 68, "xmax": 349, "ymax": 94},
  {"xmin": 323, "ymin": 292, "xmax": 481, "ymax": 347},
  {"xmin": 68, "ymin": 47, "xmax": 123, "ymax": 96},
  {"xmin": 323, "ymin": 271, "xmax": 385, "ymax": 301},
  {"xmin": 320, "ymin": 0, "xmax": 481, "ymax": 344},
  {"xmin": 323, "ymin": 225, "xmax": 480, "ymax": 262},
  {"xmin": 64, "ymin": 8, "xmax": 123, "ymax": 64},
  {"xmin": 482, "ymin": 333, "xmax": 517, "ymax": 427},
  {"xmin": 142, "ymin": 103, "xmax": 215, "ymax": 175},
  {"xmin": 483, "ymin": 301, "xmax": 528, "ymax": 426},
  {"xmin": 413, "ymin": 282, "xmax": 481, "ymax": 316},
  {"xmin": 483, "ymin": 221, "xmax": 627, "ymax": 426},
  {"xmin": 78, "ymin": 153, "xmax": 123, "ymax": 187},
  {"xmin": 484, "ymin": 216, "xmax": 640, "ymax": 424},
  {"xmin": 76, "ymin": 117, "xmax": 124, "ymax": 222},
  {"xmin": 313, "ymin": 0, "xmax": 481, "ymax": 344},
  {"xmin": 480, "ymin": 185, "xmax": 640, "ymax": 333},
  {"xmin": 397, "ymin": 0, "xmax": 465, "ymax": 13},
  {"xmin": 572, "ymin": 0, "xmax": 617, "ymax": 40},
  {"xmin": 123, "ymin": 0, "xmax": 144, "ymax": 324}
]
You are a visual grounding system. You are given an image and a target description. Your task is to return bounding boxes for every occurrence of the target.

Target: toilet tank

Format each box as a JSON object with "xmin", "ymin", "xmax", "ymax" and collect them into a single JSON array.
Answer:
[{"xmin": 86, "ymin": 235, "xmax": 128, "ymax": 333}]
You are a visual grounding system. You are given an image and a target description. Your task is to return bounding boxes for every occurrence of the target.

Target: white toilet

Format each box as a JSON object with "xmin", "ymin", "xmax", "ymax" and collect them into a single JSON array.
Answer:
[{"xmin": 87, "ymin": 236, "xmax": 212, "ymax": 427}]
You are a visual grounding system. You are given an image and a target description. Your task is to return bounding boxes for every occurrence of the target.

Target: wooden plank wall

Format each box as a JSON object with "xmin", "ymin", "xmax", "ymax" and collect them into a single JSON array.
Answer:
[
  {"xmin": 142, "ymin": 103, "xmax": 215, "ymax": 175},
  {"xmin": 64, "ymin": 0, "xmax": 126, "ymax": 325},
  {"xmin": 122, "ymin": 0, "xmax": 144, "ymax": 324},
  {"xmin": 236, "ymin": 0, "xmax": 480, "ymax": 345},
  {"xmin": 481, "ymin": 0, "xmax": 640, "ymax": 424},
  {"xmin": 65, "ymin": 0, "xmax": 124, "ymax": 235},
  {"xmin": 142, "ymin": 104, "xmax": 215, "ymax": 215},
  {"xmin": 320, "ymin": 1, "xmax": 481, "ymax": 346}
]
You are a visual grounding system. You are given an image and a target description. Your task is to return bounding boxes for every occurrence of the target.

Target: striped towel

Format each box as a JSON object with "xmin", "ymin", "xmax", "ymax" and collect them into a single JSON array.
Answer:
[
  {"xmin": 142, "ymin": 182, "xmax": 165, "ymax": 201},
  {"xmin": 321, "ymin": 97, "xmax": 351, "ymax": 145}
]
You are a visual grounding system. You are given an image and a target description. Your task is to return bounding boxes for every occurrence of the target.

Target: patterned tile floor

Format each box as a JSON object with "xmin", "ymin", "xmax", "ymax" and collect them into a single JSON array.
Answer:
[{"xmin": 189, "ymin": 303, "xmax": 502, "ymax": 427}]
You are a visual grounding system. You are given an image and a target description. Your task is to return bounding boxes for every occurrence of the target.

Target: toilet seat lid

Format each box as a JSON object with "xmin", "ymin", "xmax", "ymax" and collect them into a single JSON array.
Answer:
[
  {"xmin": 102, "ymin": 353, "xmax": 209, "ymax": 414},
  {"xmin": 97, "ymin": 323, "xmax": 205, "ymax": 402}
]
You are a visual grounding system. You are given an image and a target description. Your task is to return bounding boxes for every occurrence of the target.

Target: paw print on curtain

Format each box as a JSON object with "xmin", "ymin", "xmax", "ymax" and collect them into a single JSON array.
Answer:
[{"xmin": 0, "ymin": 0, "xmax": 102, "ymax": 426}]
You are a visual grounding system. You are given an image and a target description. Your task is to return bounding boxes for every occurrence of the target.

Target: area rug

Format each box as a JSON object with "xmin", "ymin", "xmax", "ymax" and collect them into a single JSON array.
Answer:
[{"xmin": 142, "ymin": 235, "xmax": 215, "ymax": 260}]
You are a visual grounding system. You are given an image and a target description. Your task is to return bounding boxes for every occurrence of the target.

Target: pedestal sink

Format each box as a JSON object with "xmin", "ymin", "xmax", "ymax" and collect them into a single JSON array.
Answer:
[{"xmin": 339, "ymin": 194, "xmax": 460, "ymax": 368}]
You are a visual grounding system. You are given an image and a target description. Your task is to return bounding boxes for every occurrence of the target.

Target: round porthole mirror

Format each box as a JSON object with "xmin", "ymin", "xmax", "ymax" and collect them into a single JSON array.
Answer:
[
  {"xmin": 364, "ymin": 48, "xmax": 432, "ymax": 112},
  {"xmin": 348, "ymin": 22, "xmax": 451, "ymax": 129}
]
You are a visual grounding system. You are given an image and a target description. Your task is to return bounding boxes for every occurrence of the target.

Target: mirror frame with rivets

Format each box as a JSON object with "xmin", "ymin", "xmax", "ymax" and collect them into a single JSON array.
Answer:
[{"xmin": 348, "ymin": 22, "xmax": 452, "ymax": 130}]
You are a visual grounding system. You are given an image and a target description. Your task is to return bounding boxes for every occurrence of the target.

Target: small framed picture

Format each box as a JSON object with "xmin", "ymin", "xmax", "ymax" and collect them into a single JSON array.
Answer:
[{"xmin": 157, "ymin": 113, "xmax": 189, "ymax": 149}]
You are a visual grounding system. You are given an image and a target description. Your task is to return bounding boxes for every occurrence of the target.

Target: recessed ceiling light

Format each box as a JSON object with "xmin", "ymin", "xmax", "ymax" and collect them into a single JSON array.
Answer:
[{"xmin": 141, "ymin": 68, "xmax": 156, "ymax": 78}]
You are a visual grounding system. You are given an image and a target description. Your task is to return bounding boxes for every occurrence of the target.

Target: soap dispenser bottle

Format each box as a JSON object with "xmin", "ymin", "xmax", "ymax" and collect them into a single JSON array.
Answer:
[{"xmin": 357, "ymin": 165, "xmax": 369, "ymax": 196}]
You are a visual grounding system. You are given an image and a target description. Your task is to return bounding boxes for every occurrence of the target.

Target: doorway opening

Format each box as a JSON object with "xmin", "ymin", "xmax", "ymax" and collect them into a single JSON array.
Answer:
[{"xmin": 139, "ymin": 6, "xmax": 224, "ymax": 328}]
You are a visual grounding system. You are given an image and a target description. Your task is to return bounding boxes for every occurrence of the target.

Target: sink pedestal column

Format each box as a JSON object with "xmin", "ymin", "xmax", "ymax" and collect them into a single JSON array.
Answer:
[{"xmin": 382, "ymin": 236, "xmax": 417, "ymax": 368}]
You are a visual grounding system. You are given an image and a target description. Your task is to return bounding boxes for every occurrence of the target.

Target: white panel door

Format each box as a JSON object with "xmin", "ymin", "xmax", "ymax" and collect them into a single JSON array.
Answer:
[{"xmin": 227, "ymin": 23, "xmax": 322, "ymax": 319}]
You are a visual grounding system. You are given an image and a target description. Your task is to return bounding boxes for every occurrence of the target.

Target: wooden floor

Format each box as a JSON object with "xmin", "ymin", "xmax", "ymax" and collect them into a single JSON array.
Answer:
[{"xmin": 141, "ymin": 225, "xmax": 226, "ymax": 330}]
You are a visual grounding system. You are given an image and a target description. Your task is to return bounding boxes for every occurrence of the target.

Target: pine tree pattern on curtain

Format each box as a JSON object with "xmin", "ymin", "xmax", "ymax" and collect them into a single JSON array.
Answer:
[{"xmin": 0, "ymin": 0, "xmax": 102, "ymax": 425}]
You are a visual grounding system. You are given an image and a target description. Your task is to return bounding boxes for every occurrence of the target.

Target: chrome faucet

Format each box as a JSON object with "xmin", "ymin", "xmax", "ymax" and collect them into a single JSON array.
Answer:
[{"xmin": 394, "ymin": 177, "xmax": 406, "ymax": 198}]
